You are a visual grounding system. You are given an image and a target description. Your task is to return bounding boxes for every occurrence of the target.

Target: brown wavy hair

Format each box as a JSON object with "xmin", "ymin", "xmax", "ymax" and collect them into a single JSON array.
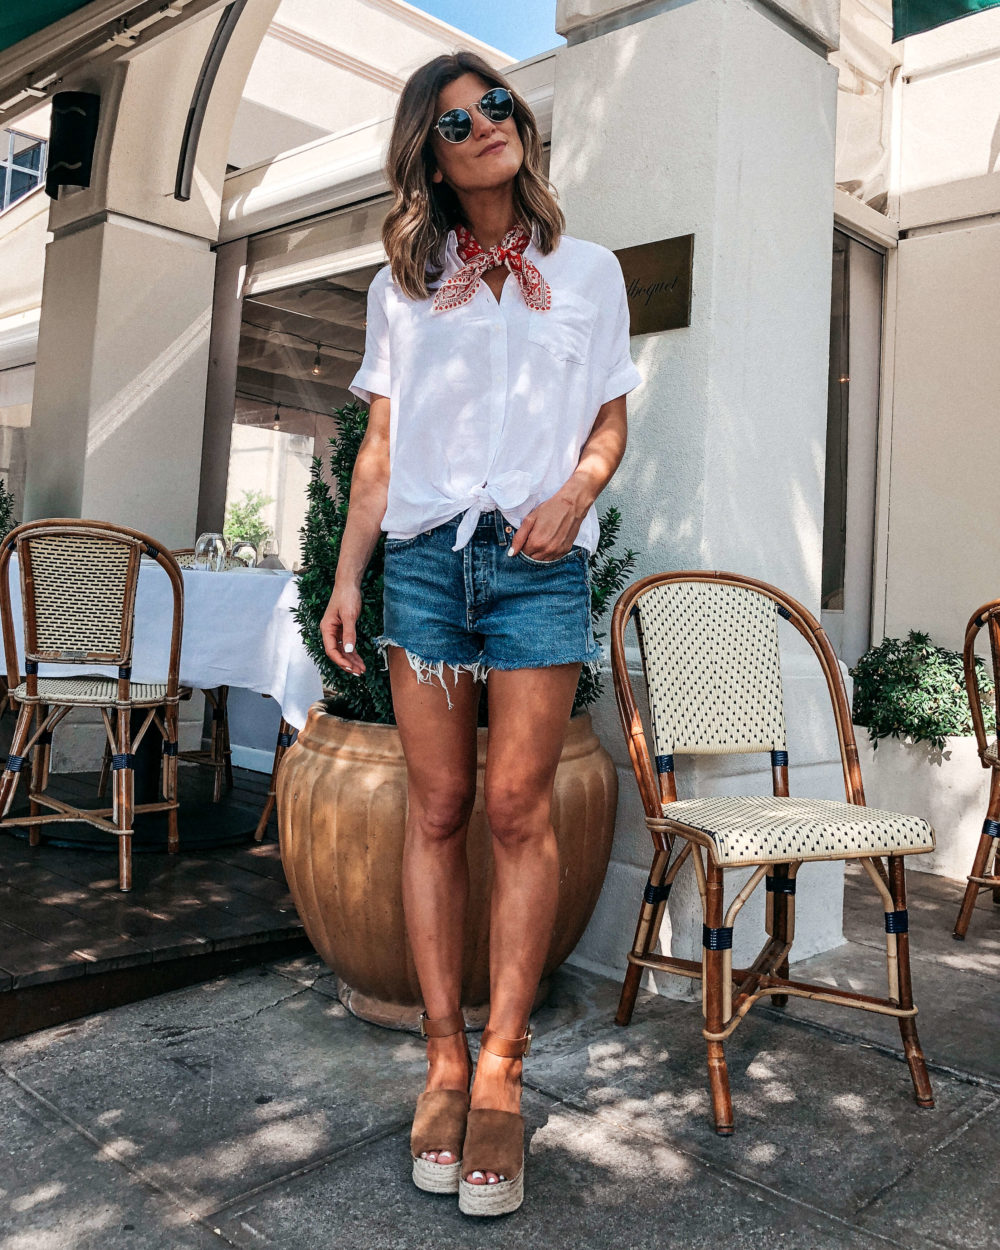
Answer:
[{"xmin": 381, "ymin": 51, "xmax": 565, "ymax": 301}]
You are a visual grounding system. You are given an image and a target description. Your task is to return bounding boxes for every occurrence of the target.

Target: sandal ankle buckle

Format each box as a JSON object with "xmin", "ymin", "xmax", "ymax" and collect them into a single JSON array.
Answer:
[
  {"xmin": 524, "ymin": 1027, "xmax": 533, "ymax": 1057},
  {"xmin": 419, "ymin": 1010, "xmax": 428, "ymax": 1040}
]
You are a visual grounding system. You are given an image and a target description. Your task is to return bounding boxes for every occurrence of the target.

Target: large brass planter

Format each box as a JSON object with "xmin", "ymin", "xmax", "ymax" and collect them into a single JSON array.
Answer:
[{"xmin": 277, "ymin": 703, "xmax": 617, "ymax": 1029}]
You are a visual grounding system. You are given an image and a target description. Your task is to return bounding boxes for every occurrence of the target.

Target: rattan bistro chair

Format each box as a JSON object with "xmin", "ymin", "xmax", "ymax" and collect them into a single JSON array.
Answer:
[
  {"xmin": 953, "ymin": 598, "xmax": 1000, "ymax": 940},
  {"xmin": 610, "ymin": 571, "xmax": 936, "ymax": 1134},
  {"xmin": 0, "ymin": 520, "xmax": 187, "ymax": 891}
]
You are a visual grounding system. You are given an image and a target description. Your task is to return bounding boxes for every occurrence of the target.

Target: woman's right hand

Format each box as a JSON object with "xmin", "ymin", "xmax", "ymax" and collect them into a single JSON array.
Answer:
[{"xmin": 321, "ymin": 582, "xmax": 367, "ymax": 676}]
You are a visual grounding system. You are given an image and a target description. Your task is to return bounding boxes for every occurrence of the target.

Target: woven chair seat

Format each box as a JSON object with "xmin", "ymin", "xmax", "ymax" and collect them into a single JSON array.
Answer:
[
  {"xmin": 13, "ymin": 677, "xmax": 190, "ymax": 706},
  {"xmin": 984, "ymin": 739, "xmax": 999, "ymax": 766},
  {"xmin": 662, "ymin": 795, "xmax": 935, "ymax": 866}
]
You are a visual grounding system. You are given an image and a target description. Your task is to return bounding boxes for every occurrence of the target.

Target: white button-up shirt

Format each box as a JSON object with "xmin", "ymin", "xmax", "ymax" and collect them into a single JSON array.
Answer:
[{"xmin": 348, "ymin": 226, "xmax": 642, "ymax": 553}]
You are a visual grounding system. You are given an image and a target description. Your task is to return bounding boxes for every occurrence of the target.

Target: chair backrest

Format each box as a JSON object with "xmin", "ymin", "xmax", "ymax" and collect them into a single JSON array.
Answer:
[
  {"xmin": 0, "ymin": 519, "xmax": 184, "ymax": 699},
  {"xmin": 963, "ymin": 598, "xmax": 1000, "ymax": 764},
  {"xmin": 633, "ymin": 580, "xmax": 788, "ymax": 758},
  {"xmin": 172, "ymin": 548, "xmax": 248, "ymax": 571},
  {"xmin": 610, "ymin": 570, "xmax": 863, "ymax": 818}
]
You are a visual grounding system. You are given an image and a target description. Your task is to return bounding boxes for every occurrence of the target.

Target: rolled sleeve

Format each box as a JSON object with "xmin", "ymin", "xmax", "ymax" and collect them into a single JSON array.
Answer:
[
  {"xmin": 601, "ymin": 259, "xmax": 642, "ymax": 405},
  {"xmin": 349, "ymin": 269, "xmax": 391, "ymax": 405}
]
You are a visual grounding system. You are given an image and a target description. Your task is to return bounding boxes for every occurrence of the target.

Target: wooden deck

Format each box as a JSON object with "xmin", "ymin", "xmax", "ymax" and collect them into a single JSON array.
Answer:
[{"xmin": 0, "ymin": 761, "xmax": 311, "ymax": 1042}]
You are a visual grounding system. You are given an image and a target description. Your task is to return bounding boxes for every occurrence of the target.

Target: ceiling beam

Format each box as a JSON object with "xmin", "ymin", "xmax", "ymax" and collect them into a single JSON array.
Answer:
[{"xmin": 0, "ymin": 0, "xmax": 230, "ymax": 125}]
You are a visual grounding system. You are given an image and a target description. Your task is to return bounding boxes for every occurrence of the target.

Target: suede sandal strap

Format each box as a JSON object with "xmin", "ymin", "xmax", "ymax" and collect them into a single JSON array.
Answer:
[
  {"xmin": 479, "ymin": 1025, "xmax": 533, "ymax": 1058},
  {"xmin": 419, "ymin": 1009, "xmax": 466, "ymax": 1039},
  {"xmin": 461, "ymin": 1108, "xmax": 525, "ymax": 1179},
  {"xmin": 410, "ymin": 1088, "xmax": 471, "ymax": 1158}
]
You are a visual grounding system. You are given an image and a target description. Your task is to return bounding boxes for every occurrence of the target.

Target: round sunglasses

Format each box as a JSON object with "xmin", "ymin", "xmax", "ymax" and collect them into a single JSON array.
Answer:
[{"xmin": 433, "ymin": 87, "xmax": 514, "ymax": 144}]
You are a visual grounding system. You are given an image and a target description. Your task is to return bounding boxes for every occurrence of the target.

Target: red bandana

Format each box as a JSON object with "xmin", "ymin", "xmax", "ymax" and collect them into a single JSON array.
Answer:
[{"xmin": 431, "ymin": 223, "xmax": 551, "ymax": 313}]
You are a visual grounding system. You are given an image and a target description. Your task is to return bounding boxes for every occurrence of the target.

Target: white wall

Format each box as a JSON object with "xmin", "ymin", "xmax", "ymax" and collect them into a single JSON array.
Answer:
[
  {"xmin": 882, "ymin": 222, "xmax": 1000, "ymax": 647},
  {"xmin": 550, "ymin": 0, "xmax": 846, "ymax": 993},
  {"xmin": 877, "ymin": 10, "xmax": 1000, "ymax": 648}
]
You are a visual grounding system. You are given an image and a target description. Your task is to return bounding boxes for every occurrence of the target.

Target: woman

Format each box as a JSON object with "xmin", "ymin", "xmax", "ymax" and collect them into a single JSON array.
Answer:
[{"xmin": 321, "ymin": 50, "xmax": 641, "ymax": 1217}]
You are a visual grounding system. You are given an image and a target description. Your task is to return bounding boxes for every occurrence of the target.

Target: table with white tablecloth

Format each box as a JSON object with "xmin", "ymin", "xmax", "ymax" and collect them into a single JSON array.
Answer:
[{"xmin": 6, "ymin": 560, "xmax": 325, "ymax": 731}]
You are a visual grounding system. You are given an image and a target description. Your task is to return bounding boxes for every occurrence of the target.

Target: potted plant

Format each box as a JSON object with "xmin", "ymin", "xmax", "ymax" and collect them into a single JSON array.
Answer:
[
  {"xmin": 223, "ymin": 488, "xmax": 274, "ymax": 557},
  {"xmin": 851, "ymin": 630, "xmax": 997, "ymax": 879},
  {"xmin": 0, "ymin": 478, "xmax": 16, "ymax": 539},
  {"xmin": 280, "ymin": 402, "xmax": 637, "ymax": 1027}
]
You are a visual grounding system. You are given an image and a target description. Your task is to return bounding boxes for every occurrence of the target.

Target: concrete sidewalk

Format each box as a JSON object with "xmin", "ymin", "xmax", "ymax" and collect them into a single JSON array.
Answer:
[{"xmin": 2, "ymin": 864, "xmax": 999, "ymax": 1249}]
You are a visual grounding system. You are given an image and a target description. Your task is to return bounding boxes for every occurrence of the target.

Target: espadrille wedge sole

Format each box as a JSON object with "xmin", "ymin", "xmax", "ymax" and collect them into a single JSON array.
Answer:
[
  {"xmin": 458, "ymin": 1025, "xmax": 533, "ymax": 1218},
  {"xmin": 412, "ymin": 1154, "xmax": 461, "ymax": 1192},
  {"xmin": 410, "ymin": 1009, "xmax": 470, "ymax": 1195},
  {"xmin": 458, "ymin": 1108, "xmax": 525, "ymax": 1216}
]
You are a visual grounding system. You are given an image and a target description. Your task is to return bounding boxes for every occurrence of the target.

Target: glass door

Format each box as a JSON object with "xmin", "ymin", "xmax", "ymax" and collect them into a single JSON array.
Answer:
[{"xmin": 821, "ymin": 229, "xmax": 884, "ymax": 667}]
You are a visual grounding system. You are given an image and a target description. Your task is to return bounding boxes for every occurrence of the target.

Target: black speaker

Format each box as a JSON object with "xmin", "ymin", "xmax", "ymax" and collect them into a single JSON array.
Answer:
[{"xmin": 45, "ymin": 91, "xmax": 100, "ymax": 199}]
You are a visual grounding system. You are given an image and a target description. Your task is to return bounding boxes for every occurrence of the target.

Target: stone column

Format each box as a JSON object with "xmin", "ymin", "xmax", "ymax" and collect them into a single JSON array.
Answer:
[
  {"xmin": 24, "ymin": 1, "xmax": 280, "ymax": 545},
  {"xmin": 553, "ymin": 0, "xmax": 847, "ymax": 992},
  {"xmin": 21, "ymin": 1, "xmax": 279, "ymax": 770}
]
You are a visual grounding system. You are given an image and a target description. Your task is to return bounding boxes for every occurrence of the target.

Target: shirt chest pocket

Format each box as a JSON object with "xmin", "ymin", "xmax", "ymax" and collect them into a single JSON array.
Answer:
[{"xmin": 524, "ymin": 290, "xmax": 598, "ymax": 365}]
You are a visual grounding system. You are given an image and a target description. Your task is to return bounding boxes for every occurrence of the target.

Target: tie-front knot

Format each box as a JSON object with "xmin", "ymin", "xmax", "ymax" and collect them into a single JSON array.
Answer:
[{"xmin": 451, "ymin": 471, "xmax": 533, "ymax": 551}]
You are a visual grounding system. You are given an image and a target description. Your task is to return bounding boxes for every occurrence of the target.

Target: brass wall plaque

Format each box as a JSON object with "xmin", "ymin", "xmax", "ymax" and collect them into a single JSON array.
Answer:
[{"xmin": 614, "ymin": 234, "xmax": 694, "ymax": 336}]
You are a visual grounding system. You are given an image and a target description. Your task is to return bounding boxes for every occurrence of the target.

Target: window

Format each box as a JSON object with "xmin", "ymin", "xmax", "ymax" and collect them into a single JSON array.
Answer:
[{"xmin": 1, "ymin": 129, "xmax": 46, "ymax": 212}]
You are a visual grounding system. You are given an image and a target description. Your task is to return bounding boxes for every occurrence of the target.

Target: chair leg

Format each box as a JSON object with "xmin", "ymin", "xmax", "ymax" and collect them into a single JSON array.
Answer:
[
  {"xmin": 767, "ymin": 862, "xmax": 792, "ymax": 1008},
  {"xmin": 205, "ymin": 688, "xmax": 234, "ymax": 803},
  {"xmin": 28, "ymin": 704, "xmax": 50, "ymax": 845},
  {"xmin": 954, "ymin": 769, "xmax": 1000, "ymax": 940},
  {"xmin": 219, "ymin": 686, "xmax": 234, "ymax": 792},
  {"xmin": 97, "ymin": 737, "xmax": 112, "ymax": 798},
  {"xmin": 254, "ymin": 718, "xmax": 295, "ymax": 842},
  {"xmin": 992, "ymin": 837, "xmax": 1000, "ymax": 906},
  {"xmin": 204, "ymin": 690, "xmax": 221, "ymax": 803},
  {"xmin": 704, "ymin": 858, "xmax": 734, "ymax": 1135},
  {"xmin": 888, "ymin": 855, "xmax": 934, "ymax": 1108},
  {"xmin": 164, "ymin": 704, "xmax": 180, "ymax": 855},
  {"xmin": 992, "ymin": 842, "xmax": 1000, "ymax": 907},
  {"xmin": 112, "ymin": 707, "xmax": 135, "ymax": 892},
  {"xmin": 615, "ymin": 847, "xmax": 671, "ymax": 1027},
  {"xmin": 0, "ymin": 702, "xmax": 34, "ymax": 820}
]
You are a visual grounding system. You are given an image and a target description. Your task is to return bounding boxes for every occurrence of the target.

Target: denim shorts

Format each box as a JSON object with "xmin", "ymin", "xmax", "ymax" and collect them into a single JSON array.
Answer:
[{"xmin": 375, "ymin": 509, "xmax": 603, "ymax": 708}]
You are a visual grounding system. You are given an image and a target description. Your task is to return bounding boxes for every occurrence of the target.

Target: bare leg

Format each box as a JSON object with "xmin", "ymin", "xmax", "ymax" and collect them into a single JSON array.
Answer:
[
  {"xmin": 388, "ymin": 646, "xmax": 481, "ymax": 1166},
  {"xmin": 467, "ymin": 661, "xmax": 581, "ymax": 1184}
]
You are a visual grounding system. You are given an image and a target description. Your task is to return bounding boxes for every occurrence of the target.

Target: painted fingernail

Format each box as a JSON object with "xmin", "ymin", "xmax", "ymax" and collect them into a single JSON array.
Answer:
[
  {"xmin": 506, "ymin": 547, "xmax": 514, "ymax": 556},
  {"xmin": 344, "ymin": 642, "xmax": 354, "ymax": 653}
]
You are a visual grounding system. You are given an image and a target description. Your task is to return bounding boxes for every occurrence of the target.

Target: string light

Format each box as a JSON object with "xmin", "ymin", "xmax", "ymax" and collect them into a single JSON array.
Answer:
[
  {"xmin": 272, "ymin": 402, "xmax": 281, "ymax": 430},
  {"xmin": 311, "ymin": 344, "xmax": 323, "ymax": 376},
  {"xmin": 240, "ymin": 320, "xmax": 362, "ymax": 358}
]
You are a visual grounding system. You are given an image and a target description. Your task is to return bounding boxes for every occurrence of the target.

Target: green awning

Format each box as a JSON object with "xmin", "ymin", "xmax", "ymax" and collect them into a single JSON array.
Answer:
[
  {"xmin": 893, "ymin": 0, "xmax": 1000, "ymax": 39},
  {"xmin": 0, "ymin": 2, "xmax": 97, "ymax": 57}
]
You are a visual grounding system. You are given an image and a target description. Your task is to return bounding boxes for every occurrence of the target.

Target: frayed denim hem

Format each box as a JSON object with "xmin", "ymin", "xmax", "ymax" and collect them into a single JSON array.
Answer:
[
  {"xmin": 374, "ymin": 636, "xmax": 604, "ymax": 711},
  {"xmin": 374, "ymin": 636, "xmax": 490, "ymax": 711},
  {"xmin": 479, "ymin": 653, "xmax": 604, "ymax": 676}
]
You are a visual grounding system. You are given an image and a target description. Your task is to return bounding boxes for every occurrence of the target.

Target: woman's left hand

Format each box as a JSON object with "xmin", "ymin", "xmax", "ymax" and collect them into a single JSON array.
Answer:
[{"xmin": 508, "ymin": 488, "xmax": 587, "ymax": 561}]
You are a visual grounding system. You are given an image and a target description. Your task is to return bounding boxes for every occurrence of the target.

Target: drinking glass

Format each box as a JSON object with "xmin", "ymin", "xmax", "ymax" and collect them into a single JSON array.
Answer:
[
  {"xmin": 193, "ymin": 532, "xmax": 226, "ymax": 572},
  {"xmin": 230, "ymin": 539, "xmax": 258, "ymax": 567}
]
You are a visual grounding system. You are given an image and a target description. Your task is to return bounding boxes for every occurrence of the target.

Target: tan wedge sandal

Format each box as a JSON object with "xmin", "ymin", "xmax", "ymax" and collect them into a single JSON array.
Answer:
[
  {"xmin": 410, "ymin": 1009, "xmax": 471, "ymax": 1194},
  {"xmin": 458, "ymin": 1024, "xmax": 533, "ymax": 1217}
]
